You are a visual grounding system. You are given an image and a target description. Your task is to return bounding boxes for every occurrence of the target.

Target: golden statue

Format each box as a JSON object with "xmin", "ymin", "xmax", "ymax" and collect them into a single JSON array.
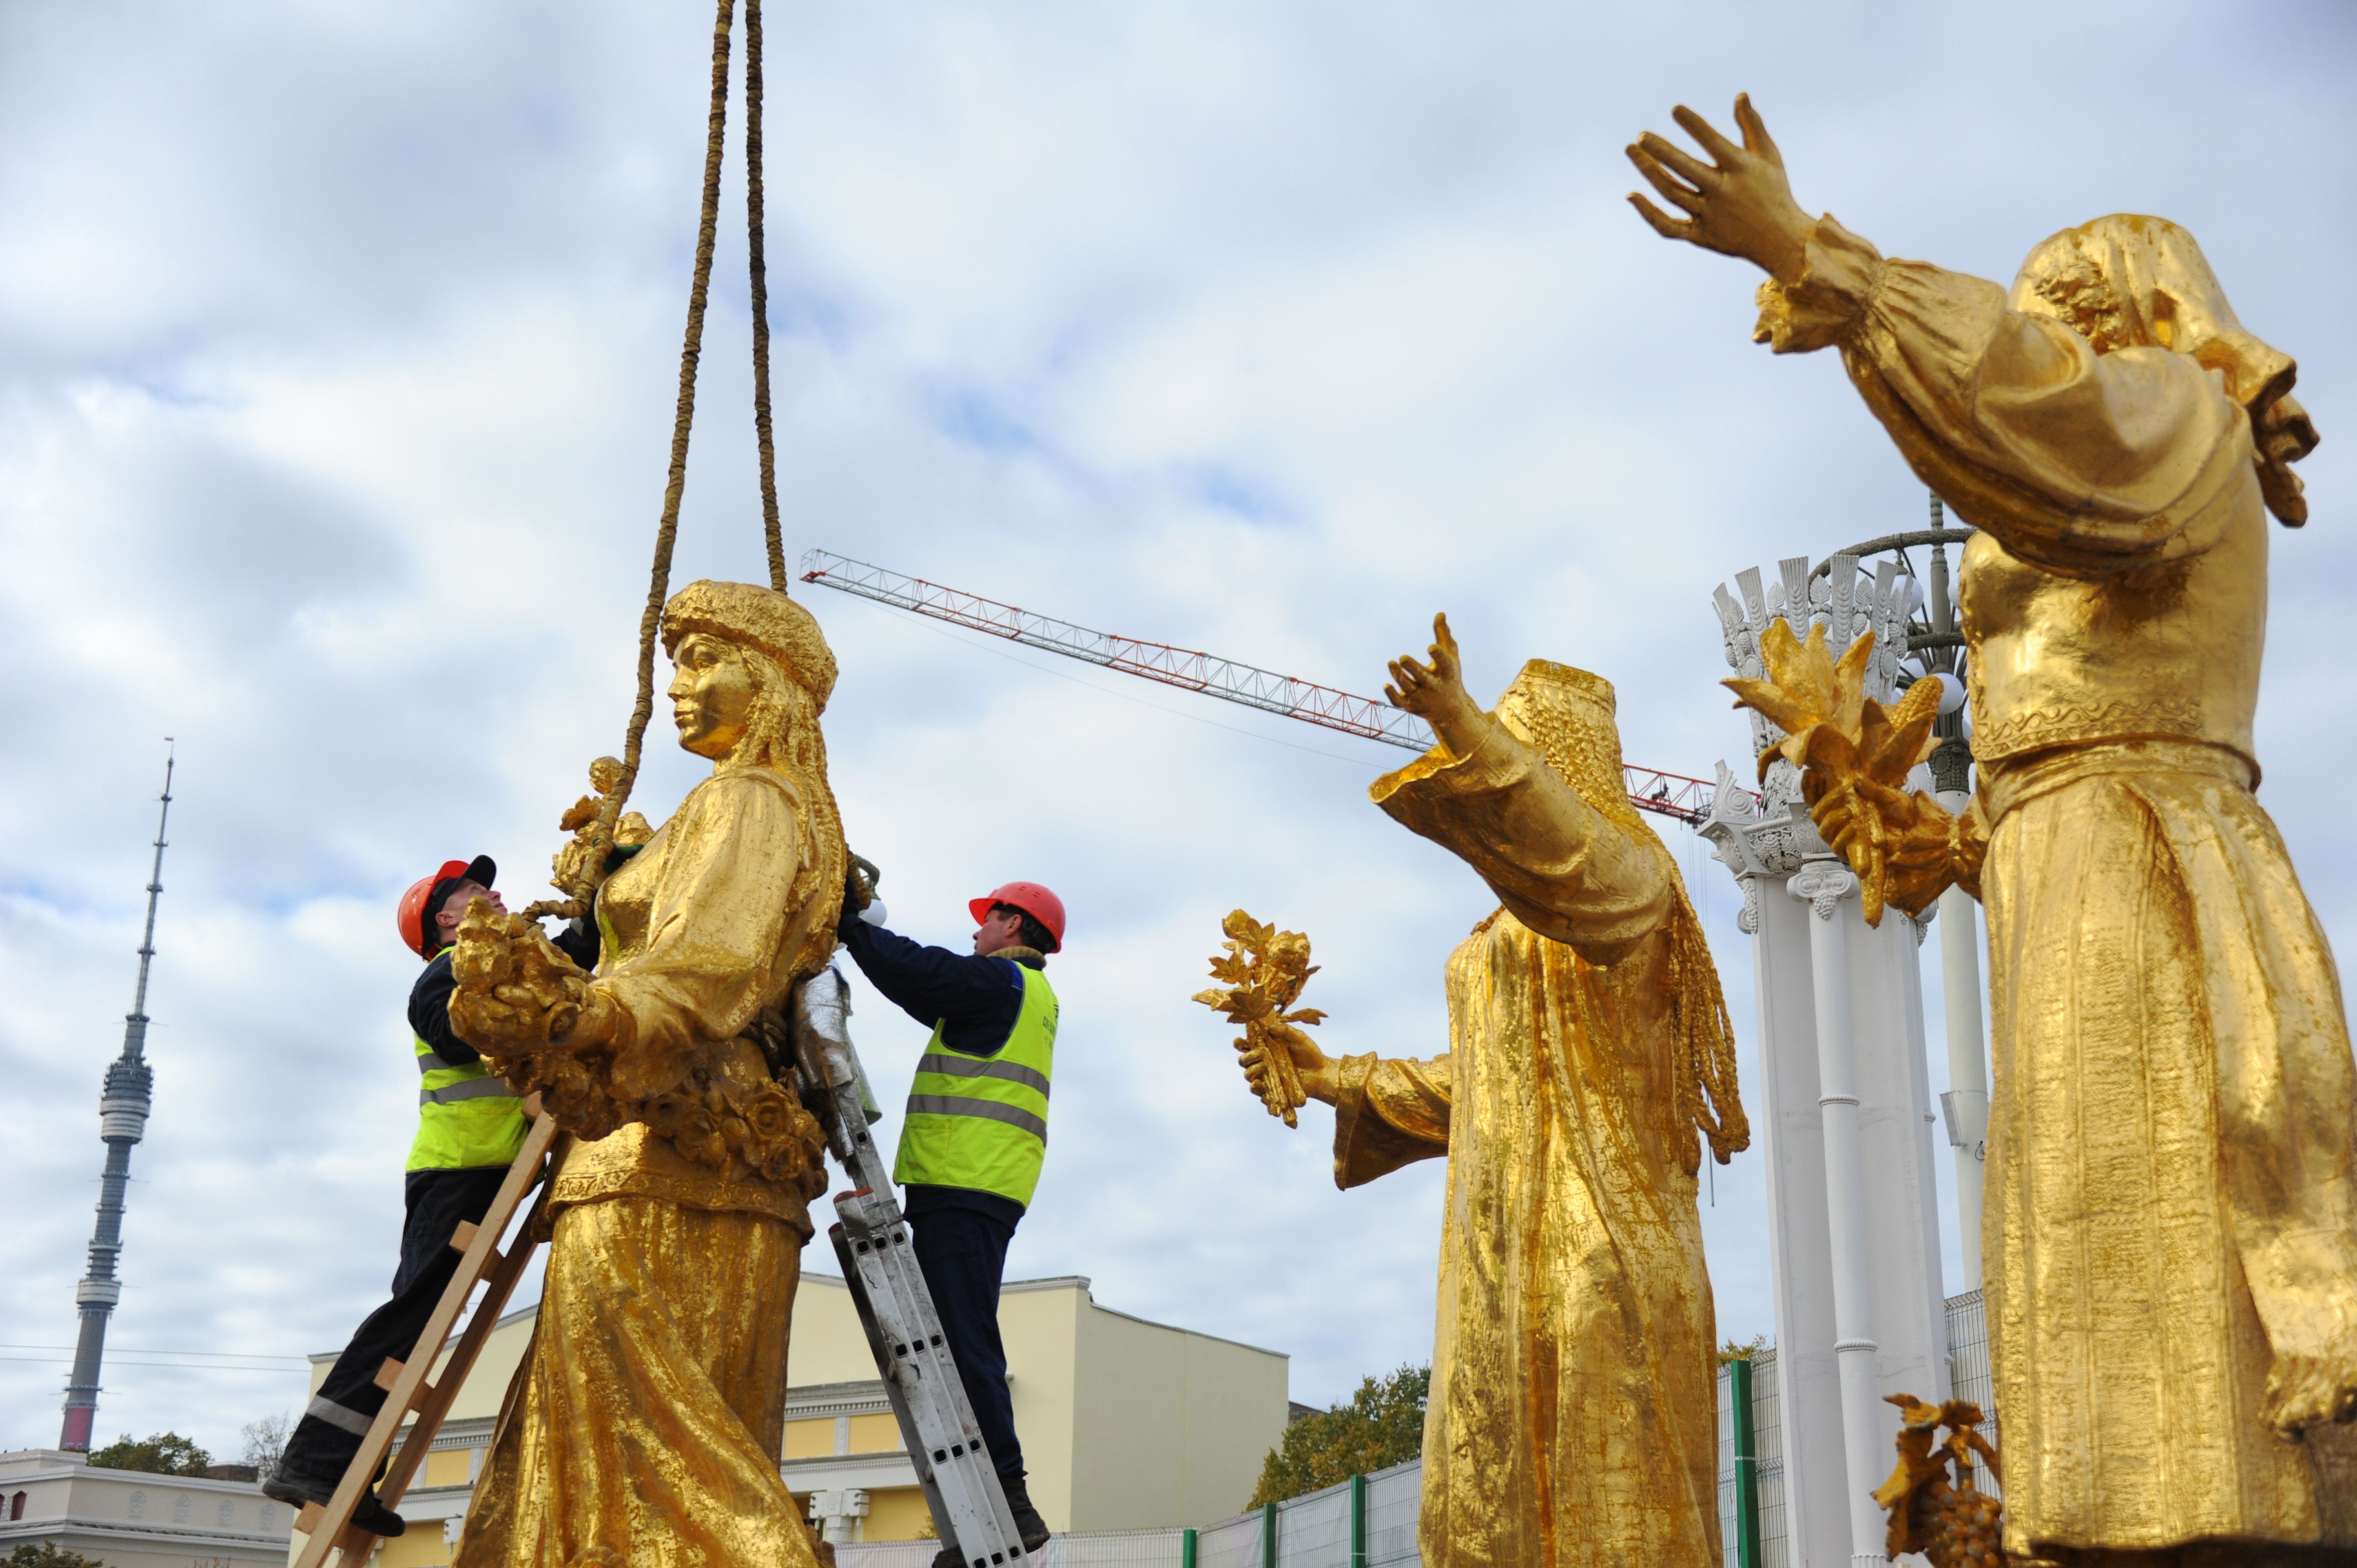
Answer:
[
  {"xmin": 1228, "ymin": 616, "xmax": 1747, "ymax": 1567},
  {"xmin": 1632, "ymin": 95, "xmax": 2357, "ymax": 1561},
  {"xmin": 445, "ymin": 580, "xmax": 847, "ymax": 1568}
]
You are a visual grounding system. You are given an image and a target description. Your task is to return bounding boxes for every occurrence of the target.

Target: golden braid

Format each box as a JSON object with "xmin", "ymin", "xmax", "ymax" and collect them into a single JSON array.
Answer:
[{"xmin": 1497, "ymin": 660, "xmax": 1749, "ymax": 1174}]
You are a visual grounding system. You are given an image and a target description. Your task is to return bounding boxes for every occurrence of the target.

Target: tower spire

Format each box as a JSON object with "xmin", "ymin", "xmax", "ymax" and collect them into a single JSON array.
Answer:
[{"xmin": 59, "ymin": 744, "xmax": 174, "ymax": 1452}]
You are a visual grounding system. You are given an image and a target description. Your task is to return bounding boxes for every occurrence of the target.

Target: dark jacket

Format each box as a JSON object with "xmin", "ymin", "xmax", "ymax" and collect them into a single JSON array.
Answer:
[
  {"xmin": 838, "ymin": 918, "xmax": 1043, "ymax": 1059},
  {"xmin": 837, "ymin": 912, "xmax": 1045, "ymax": 1224}
]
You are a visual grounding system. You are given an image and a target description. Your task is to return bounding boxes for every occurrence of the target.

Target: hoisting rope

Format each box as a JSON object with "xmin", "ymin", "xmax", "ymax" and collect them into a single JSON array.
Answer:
[
  {"xmin": 747, "ymin": 0, "xmax": 787, "ymax": 594},
  {"xmin": 533, "ymin": 0, "xmax": 784, "ymax": 919}
]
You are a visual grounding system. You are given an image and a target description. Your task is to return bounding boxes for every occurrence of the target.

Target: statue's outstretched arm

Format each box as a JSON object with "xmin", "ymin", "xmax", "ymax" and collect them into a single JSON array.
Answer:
[
  {"xmin": 1629, "ymin": 96, "xmax": 2266, "ymax": 572},
  {"xmin": 1376, "ymin": 615, "xmax": 1672, "ymax": 961}
]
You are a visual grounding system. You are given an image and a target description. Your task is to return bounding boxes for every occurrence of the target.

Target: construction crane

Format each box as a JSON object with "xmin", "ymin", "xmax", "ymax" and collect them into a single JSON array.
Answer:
[{"xmin": 798, "ymin": 550, "xmax": 1743, "ymax": 826}]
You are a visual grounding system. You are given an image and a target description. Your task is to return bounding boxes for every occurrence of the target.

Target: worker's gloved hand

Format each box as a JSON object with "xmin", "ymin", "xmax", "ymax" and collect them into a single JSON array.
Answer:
[
  {"xmin": 837, "ymin": 868, "xmax": 866, "ymax": 937},
  {"xmin": 837, "ymin": 856, "xmax": 886, "ymax": 935}
]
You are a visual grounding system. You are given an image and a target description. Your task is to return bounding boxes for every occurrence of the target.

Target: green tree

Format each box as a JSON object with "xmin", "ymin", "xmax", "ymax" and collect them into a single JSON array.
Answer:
[
  {"xmin": 1248, "ymin": 1364, "xmax": 1429, "ymax": 1509},
  {"xmin": 83, "ymin": 1431, "xmax": 212, "ymax": 1476},
  {"xmin": 8, "ymin": 1545, "xmax": 110, "ymax": 1568}
]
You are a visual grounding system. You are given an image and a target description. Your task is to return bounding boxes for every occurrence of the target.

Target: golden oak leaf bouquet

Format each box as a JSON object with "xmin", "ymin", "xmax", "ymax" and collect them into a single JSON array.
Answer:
[
  {"xmin": 1193, "ymin": 910, "xmax": 1325, "ymax": 1128},
  {"xmin": 1723, "ymin": 620, "xmax": 1948, "ymax": 926}
]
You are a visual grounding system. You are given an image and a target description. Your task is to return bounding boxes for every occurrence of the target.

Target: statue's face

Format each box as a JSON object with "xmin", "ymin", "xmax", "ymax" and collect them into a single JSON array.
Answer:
[{"xmin": 668, "ymin": 632, "xmax": 758, "ymax": 760}]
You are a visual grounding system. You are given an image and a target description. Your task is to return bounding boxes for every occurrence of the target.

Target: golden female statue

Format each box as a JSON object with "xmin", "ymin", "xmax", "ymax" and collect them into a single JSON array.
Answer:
[
  {"xmin": 446, "ymin": 580, "xmax": 847, "ymax": 1568},
  {"xmin": 1246, "ymin": 618, "xmax": 1747, "ymax": 1567},
  {"xmin": 1630, "ymin": 96, "xmax": 2357, "ymax": 1561}
]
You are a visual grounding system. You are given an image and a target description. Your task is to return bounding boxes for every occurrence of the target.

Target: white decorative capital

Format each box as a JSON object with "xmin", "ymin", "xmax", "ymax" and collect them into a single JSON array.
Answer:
[{"xmin": 1787, "ymin": 860, "xmax": 1857, "ymax": 921}]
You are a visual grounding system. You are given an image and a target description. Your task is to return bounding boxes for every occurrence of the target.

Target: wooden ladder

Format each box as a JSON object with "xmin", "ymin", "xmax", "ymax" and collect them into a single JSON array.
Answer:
[{"xmin": 290, "ymin": 1113, "xmax": 558, "ymax": 1568}]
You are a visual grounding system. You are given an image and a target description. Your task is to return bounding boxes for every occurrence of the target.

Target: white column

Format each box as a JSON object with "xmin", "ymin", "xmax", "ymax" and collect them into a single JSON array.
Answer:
[
  {"xmin": 810, "ymin": 1487, "xmax": 870, "ymax": 1545},
  {"xmin": 1934, "ymin": 787, "xmax": 1990, "ymax": 1291},
  {"xmin": 1788, "ymin": 857, "xmax": 1890, "ymax": 1568}
]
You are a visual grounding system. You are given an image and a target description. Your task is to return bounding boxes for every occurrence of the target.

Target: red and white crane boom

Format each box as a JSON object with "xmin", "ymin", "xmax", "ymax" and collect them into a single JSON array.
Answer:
[{"xmin": 798, "ymin": 549, "xmax": 1740, "ymax": 826}]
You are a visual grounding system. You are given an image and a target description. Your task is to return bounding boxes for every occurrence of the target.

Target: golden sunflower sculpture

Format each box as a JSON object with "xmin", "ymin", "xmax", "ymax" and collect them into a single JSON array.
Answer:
[
  {"xmin": 1723, "ymin": 620, "xmax": 1943, "ymax": 926},
  {"xmin": 1193, "ymin": 909, "xmax": 1325, "ymax": 1128}
]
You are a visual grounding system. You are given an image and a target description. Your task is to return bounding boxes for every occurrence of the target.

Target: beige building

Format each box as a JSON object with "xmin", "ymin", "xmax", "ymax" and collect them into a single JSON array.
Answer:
[
  {"xmin": 0, "ymin": 1448, "xmax": 285, "ymax": 1567},
  {"xmin": 300, "ymin": 1272, "xmax": 1289, "ymax": 1566}
]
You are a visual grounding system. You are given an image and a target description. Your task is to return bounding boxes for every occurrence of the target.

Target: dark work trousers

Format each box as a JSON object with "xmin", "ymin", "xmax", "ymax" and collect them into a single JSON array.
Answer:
[
  {"xmin": 276, "ymin": 1166, "xmax": 507, "ymax": 1489},
  {"xmin": 908, "ymin": 1203, "xmax": 1025, "ymax": 1480}
]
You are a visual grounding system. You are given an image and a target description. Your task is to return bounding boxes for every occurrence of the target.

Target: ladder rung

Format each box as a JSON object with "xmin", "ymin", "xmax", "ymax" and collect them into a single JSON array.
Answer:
[
  {"xmin": 295, "ymin": 1502, "xmax": 325, "ymax": 1536},
  {"xmin": 449, "ymin": 1220, "xmax": 504, "ymax": 1270},
  {"xmin": 374, "ymin": 1358, "xmax": 404, "ymax": 1392}
]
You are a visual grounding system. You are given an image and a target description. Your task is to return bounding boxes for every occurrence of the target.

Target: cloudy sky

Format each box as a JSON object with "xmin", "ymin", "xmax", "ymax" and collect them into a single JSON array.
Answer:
[{"xmin": 4, "ymin": 0, "xmax": 2354, "ymax": 1479}]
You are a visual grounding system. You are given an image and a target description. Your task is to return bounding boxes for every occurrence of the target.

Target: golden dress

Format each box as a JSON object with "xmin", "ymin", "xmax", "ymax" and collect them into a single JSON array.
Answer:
[
  {"xmin": 1334, "ymin": 665, "xmax": 1743, "ymax": 1568},
  {"xmin": 1757, "ymin": 214, "xmax": 2357, "ymax": 1561},
  {"xmin": 456, "ymin": 763, "xmax": 843, "ymax": 1568}
]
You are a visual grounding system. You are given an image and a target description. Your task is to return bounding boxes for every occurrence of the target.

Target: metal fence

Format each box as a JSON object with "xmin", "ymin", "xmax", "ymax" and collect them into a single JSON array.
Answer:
[
  {"xmin": 1361, "ymin": 1462, "xmax": 1419, "ymax": 1567},
  {"xmin": 1194, "ymin": 1510, "xmax": 1262, "ymax": 1568},
  {"xmin": 1945, "ymin": 1288, "xmax": 2000, "ymax": 1477},
  {"xmin": 1748, "ymin": 1349, "xmax": 1788, "ymax": 1568},
  {"xmin": 845, "ymin": 1296, "xmax": 1999, "ymax": 1568},
  {"xmin": 1043, "ymin": 1531, "xmax": 1192, "ymax": 1566},
  {"xmin": 837, "ymin": 1533, "xmax": 1186, "ymax": 1568},
  {"xmin": 1715, "ymin": 1351, "xmax": 1787, "ymax": 1568},
  {"xmin": 837, "ymin": 1462, "xmax": 1424, "ymax": 1567},
  {"xmin": 834, "ymin": 1543, "xmax": 937, "ymax": 1568}
]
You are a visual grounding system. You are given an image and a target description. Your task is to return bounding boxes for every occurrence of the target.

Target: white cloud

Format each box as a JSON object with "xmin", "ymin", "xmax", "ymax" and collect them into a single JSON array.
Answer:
[{"xmin": 3, "ymin": 0, "xmax": 2353, "ymax": 1482}]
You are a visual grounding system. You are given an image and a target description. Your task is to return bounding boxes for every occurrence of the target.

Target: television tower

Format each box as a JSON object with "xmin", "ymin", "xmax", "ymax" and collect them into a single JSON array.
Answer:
[{"xmin": 59, "ymin": 747, "xmax": 174, "ymax": 1452}]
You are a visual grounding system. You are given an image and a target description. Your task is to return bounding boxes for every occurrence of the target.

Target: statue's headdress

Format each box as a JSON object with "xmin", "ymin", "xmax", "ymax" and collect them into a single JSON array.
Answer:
[
  {"xmin": 1491, "ymin": 659, "xmax": 1749, "ymax": 1172},
  {"xmin": 661, "ymin": 580, "xmax": 839, "ymax": 711},
  {"xmin": 2011, "ymin": 214, "xmax": 2317, "ymax": 525},
  {"xmin": 1494, "ymin": 661, "xmax": 1642, "ymax": 831},
  {"xmin": 658, "ymin": 579, "xmax": 846, "ymax": 984}
]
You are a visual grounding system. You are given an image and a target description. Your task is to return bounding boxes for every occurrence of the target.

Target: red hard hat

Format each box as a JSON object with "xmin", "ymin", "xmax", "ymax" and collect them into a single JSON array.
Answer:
[
  {"xmin": 970, "ymin": 881, "xmax": 1066, "ymax": 953},
  {"xmin": 398, "ymin": 855, "xmax": 496, "ymax": 960}
]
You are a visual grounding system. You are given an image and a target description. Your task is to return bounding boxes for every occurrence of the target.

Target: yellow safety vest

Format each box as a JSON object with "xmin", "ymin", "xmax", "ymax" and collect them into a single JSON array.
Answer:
[
  {"xmin": 893, "ymin": 963, "xmax": 1057, "ymax": 1208},
  {"xmin": 407, "ymin": 960, "xmax": 526, "ymax": 1172}
]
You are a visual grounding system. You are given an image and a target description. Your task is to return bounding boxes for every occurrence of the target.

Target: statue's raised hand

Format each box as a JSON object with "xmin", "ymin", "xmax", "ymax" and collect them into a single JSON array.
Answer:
[
  {"xmin": 1627, "ymin": 94, "xmax": 1815, "ymax": 282},
  {"xmin": 1386, "ymin": 613, "xmax": 1489, "ymax": 760}
]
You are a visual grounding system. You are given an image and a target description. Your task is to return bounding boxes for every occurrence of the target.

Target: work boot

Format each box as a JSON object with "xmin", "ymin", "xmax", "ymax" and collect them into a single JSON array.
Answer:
[
  {"xmin": 261, "ymin": 1472, "xmax": 408, "ymax": 1539},
  {"xmin": 1000, "ymin": 1475, "xmax": 1051, "ymax": 1553}
]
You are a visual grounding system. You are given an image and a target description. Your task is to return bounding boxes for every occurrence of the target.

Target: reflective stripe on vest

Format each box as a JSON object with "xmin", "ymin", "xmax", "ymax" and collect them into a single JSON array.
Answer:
[
  {"xmin": 893, "ymin": 962, "xmax": 1057, "ymax": 1208},
  {"xmin": 408, "ymin": 1028, "xmax": 526, "ymax": 1173}
]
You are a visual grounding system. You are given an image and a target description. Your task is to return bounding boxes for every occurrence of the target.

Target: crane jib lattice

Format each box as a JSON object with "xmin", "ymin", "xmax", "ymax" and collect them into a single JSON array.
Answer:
[{"xmin": 799, "ymin": 550, "xmax": 1744, "ymax": 826}]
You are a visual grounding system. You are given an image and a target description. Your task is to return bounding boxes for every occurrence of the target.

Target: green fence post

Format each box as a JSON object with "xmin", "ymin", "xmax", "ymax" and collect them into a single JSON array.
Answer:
[
  {"xmin": 1730, "ymin": 1356, "xmax": 1762, "ymax": 1568},
  {"xmin": 1261, "ymin": 1500, "xmax": 1278, "ymax": 1568},
  {"xmin": 1181, "ymin": 1526, "xmax": 1199, "ymax": 1568},
  {"xmin": 1349, "ymin": 1473, "xmax": 1368, "ymax": 1568}
]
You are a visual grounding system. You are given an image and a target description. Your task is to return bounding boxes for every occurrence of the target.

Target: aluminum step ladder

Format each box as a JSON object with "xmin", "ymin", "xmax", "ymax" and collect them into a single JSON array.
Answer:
[{"xmin": 791, "ymin": 964, "xmax": 1032, "ymax": 1567}]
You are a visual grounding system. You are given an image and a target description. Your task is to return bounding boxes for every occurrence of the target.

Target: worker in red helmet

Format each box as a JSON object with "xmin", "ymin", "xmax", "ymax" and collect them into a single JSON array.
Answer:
[
  {"xmin": 836, "ymin": 875, "xmax": 1064, "ymax": 1560},
  {"xmin": 263, "ymin": 855, "xmax": 596, "ymax": 1538}
]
